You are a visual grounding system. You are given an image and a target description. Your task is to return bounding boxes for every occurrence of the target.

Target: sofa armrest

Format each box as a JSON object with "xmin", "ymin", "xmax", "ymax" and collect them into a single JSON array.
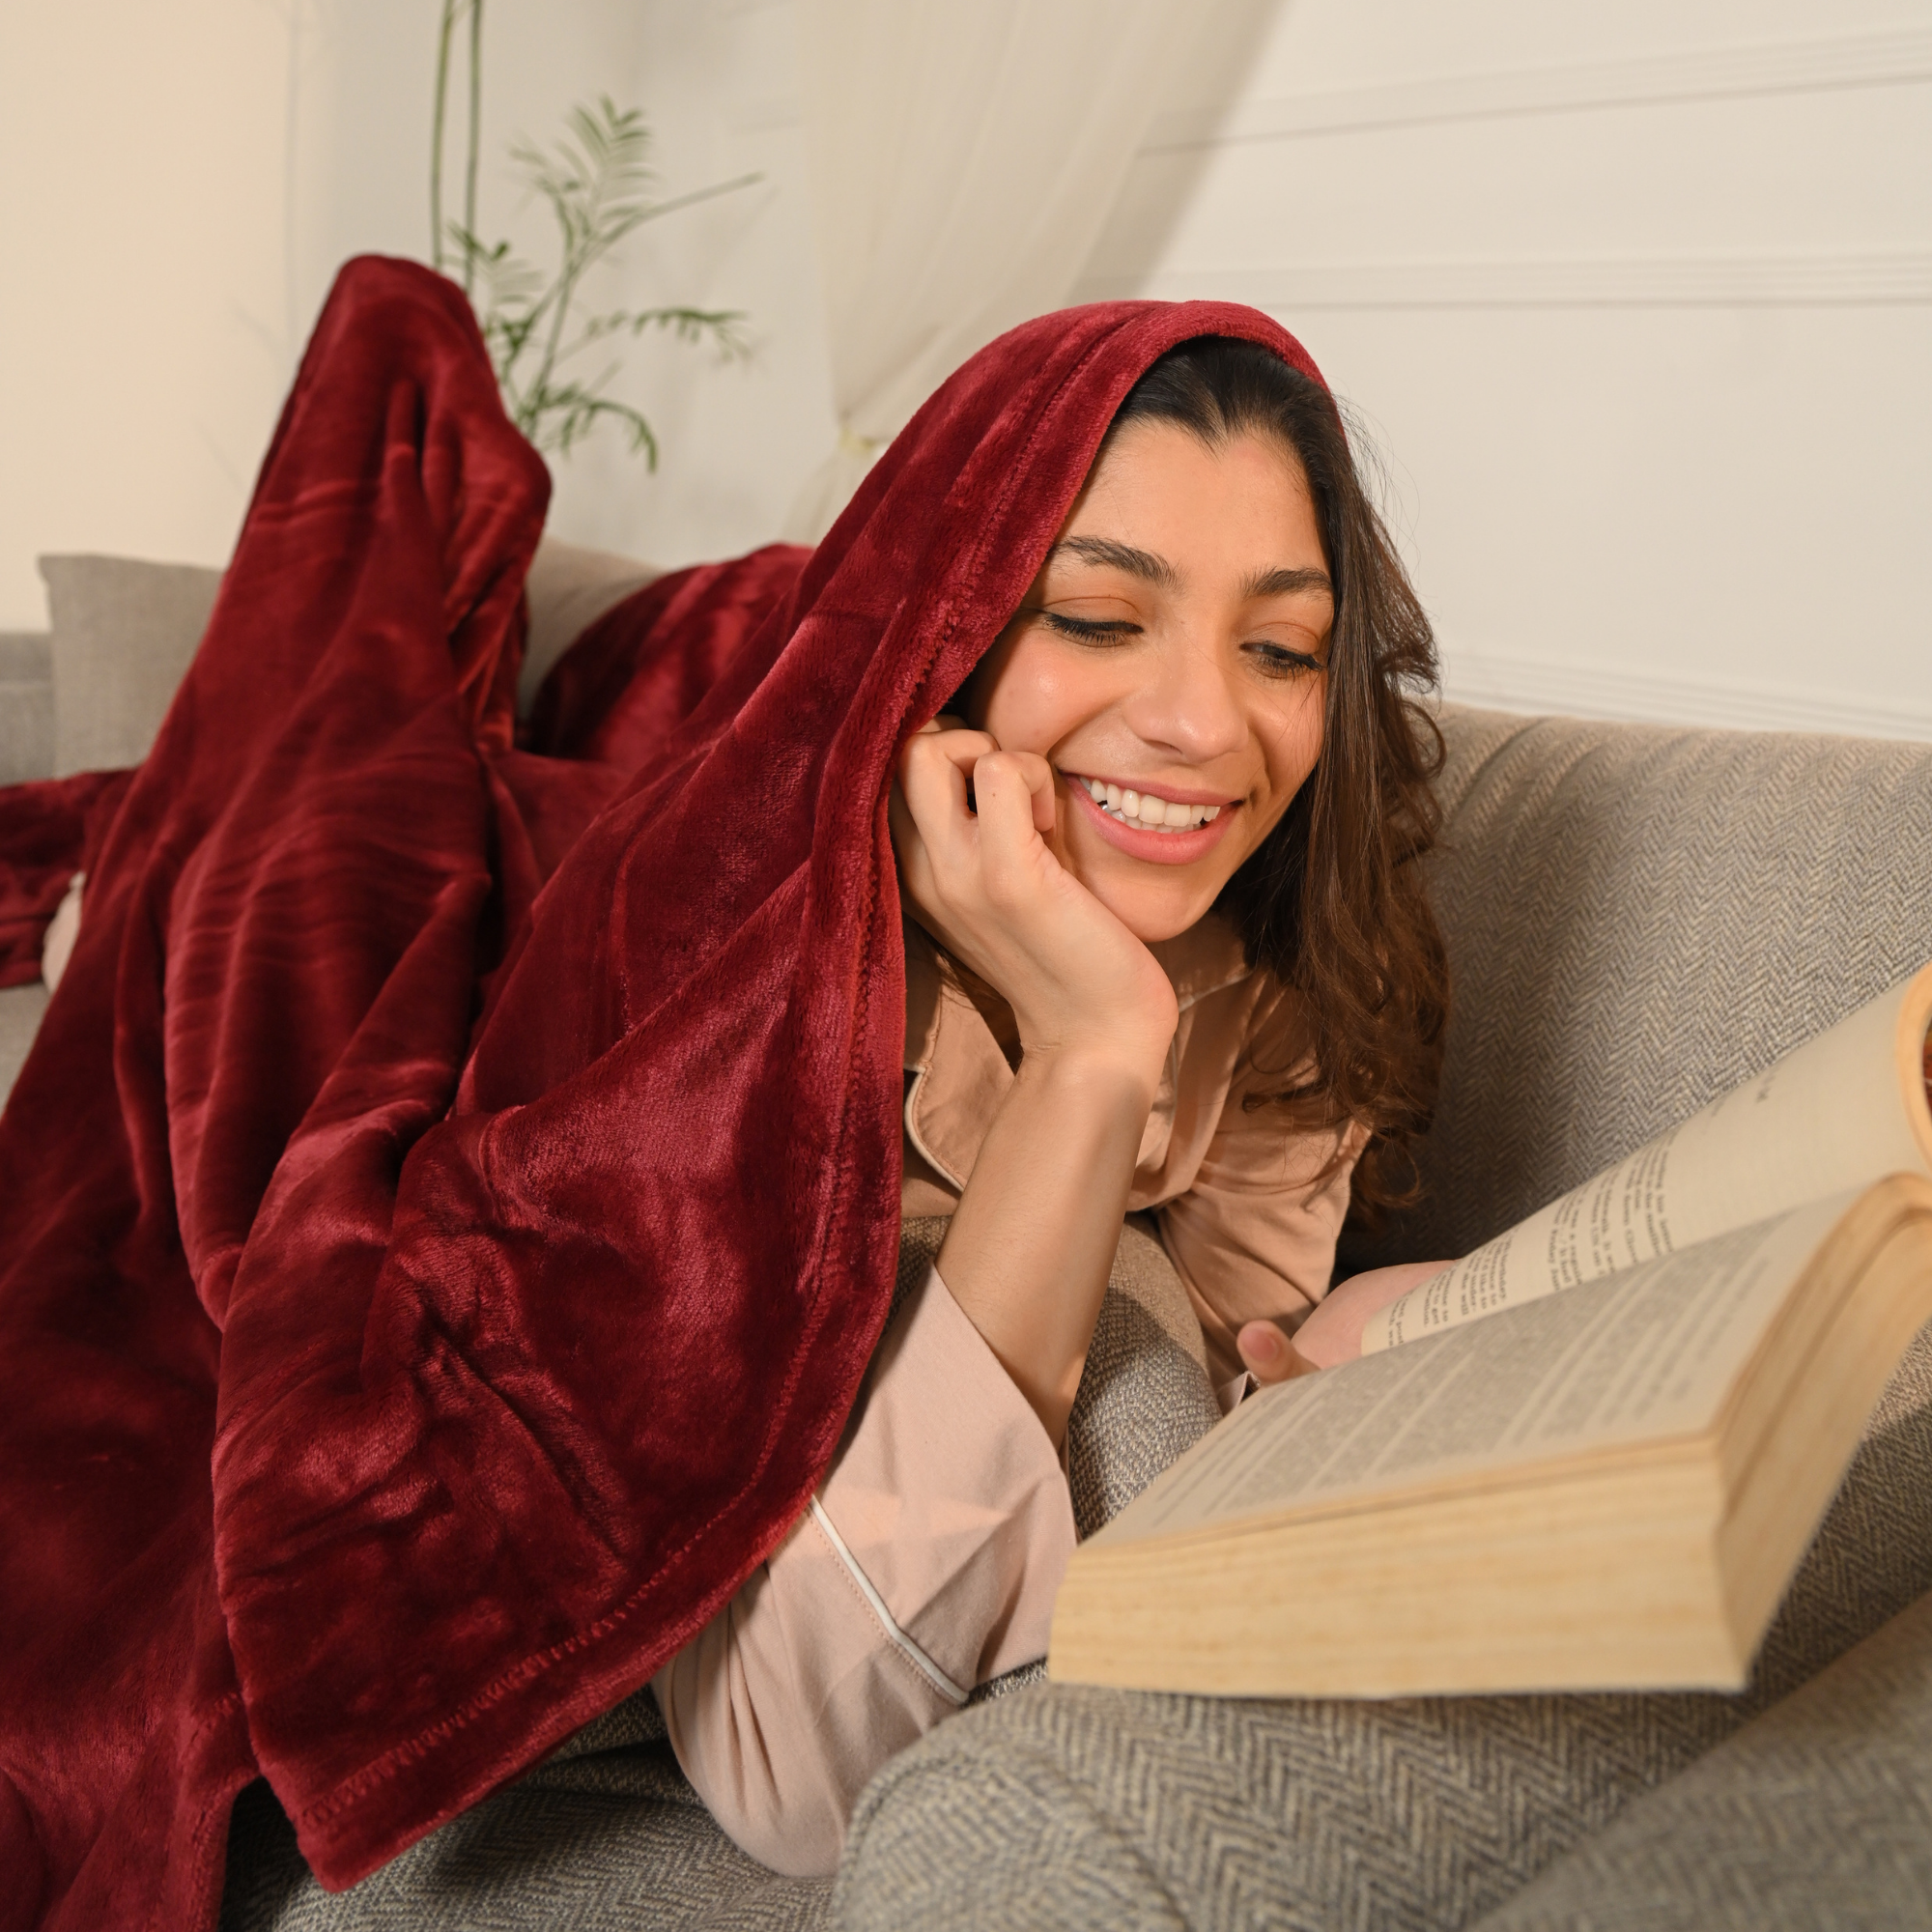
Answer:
[{"xmin": 1471, "ymin": 1589, "xmax": 1932, "ymax": 1930}]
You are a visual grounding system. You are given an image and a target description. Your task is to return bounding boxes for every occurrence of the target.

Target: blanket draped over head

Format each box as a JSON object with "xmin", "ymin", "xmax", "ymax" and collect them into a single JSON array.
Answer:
[{"xmin": 0, "ymin": 258, "xmax": 1324, "ymax": 1930}]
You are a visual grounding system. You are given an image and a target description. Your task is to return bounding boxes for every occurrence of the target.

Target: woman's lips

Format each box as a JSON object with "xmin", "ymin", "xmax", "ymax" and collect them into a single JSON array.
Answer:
[
  {"xmin": 1074, "ymin": 774, "xmax": 1232, "ymax": 810},
  {"xmin": 1064, "ymin": 775, "xmax": 1238, "ymax": 866}
]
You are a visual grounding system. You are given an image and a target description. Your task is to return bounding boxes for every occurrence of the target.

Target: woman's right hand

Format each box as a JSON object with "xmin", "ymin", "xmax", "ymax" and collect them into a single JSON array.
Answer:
[
  {"xmin": 893, "ymin": 718, "xmax": 1182, "ymax": 1445},
  {"xmin": 889, "ymin": 718, "xmax": 1179, "ymax": 1090}
]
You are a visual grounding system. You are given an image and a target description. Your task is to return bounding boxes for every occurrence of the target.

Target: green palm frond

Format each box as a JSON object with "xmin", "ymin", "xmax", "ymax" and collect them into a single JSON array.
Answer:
[
  {"xmin": 520, "ymin": 379, "xmax": 661, "ymax": 469},
  {"xmin": 572, "ymin": 306, "xmax": 750, "ymax": 360},
  {"xmin": 431, "ymin": 28, "xmax": 759, "ymax": 466}
]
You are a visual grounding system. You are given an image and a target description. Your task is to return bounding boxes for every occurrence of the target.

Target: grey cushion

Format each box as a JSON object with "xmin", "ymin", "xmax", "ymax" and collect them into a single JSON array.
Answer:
[
  {"xmin": 39, "ymin": 554, "xmax": 222, "ymax": 777},
  {"xmin": 0, "ymin": 632, "xmax": 54, "ymax": 784},
  {"xmin": 521, "ymin": 538, "xmax": 661, "ymax": 716},
  {"xmin": 1471, "ymin": 1589, "xmax": 1932, "ymax": 1931},
  {"xmin": 1065, "ymin": 1217, "xmax": 1220, "ymax": 1540},
  {"xmin": 30, "ymin": 543, "xmax": 659, "ymax": 785},
  {"xmin": 0, "ymin": 541, "xmax": 662, "ymax": 1101}
]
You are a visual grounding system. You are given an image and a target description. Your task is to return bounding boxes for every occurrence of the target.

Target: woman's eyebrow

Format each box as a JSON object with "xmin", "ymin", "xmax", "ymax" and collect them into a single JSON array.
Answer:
[
  {"xmin": 1048, "ymin": 535, "xmax": 1179, "ymax": 590},
  {"xmin": 1243, "ymin": 564, "xmax": 1333, "ymax": 600}
]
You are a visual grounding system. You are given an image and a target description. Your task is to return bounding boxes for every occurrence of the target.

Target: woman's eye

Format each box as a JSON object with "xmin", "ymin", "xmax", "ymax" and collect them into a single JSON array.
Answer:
[
  {"xmin": 1248, "ymin": 640, "xmax": 1324, "ymax": 678},
  {"xmin": 1039, "ymin": 610, "xmax": 1141, "ymax": 644}
]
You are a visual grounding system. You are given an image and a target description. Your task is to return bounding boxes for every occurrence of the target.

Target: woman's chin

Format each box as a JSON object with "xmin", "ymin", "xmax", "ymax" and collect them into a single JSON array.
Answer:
[
  {"xmin": 1055, "ymin": 780, "xmax": 1248, "ymax": 942},
  {"xmin": 1077, "ymin": 869, "xmax": 1224, "ymax": 946}
]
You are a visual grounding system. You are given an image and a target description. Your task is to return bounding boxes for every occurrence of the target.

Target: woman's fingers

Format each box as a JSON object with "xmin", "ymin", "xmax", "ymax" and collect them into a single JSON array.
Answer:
[
  {"xmin": 897, "ymin": 722, "xmax": 994, "ymax": 797},
  {"xmin": 969, "ymin": 751, "xmax": 1058, "ymax": 877},
  {"xmin": 892, "ymin": 716, "xmax": 1172, "ymax": 1070},
  {"xmin": 897, "ymin": 731, "xmax": 1058, "ymax": 882},
  {"xmin": 896, "ymin": 725, "xmax": 991, "ymax": 856},
  {"xmin": 886, "ymin": 780, "xmax": 929, "ymax": 891},
  {"xmin": 1015, "ymin": 750, "xmax": 1059, "ymax": 835},
  {"xmin": 1240, "ymin": 1261, "xmax": 1455, "ymax": 1384},
  {"xmin": 893, "ymin": 724, "xmax": 1030, "ymax": 952},
  {"xmin": 1237, "ymin": 1320, "xmax": 1319, "ymax": 1384}
]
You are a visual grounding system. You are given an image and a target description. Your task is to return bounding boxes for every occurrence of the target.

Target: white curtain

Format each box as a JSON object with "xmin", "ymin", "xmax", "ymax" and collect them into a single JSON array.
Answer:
[{"xmin": 784, "ymin": 0, "xmax": 1208, "ymax": 543}]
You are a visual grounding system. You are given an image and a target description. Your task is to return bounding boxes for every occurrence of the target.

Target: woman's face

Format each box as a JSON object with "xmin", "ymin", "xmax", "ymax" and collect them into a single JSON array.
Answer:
[{"xmin": 963, "ymin": 418, "xmax": 1332, "ymax": 944}]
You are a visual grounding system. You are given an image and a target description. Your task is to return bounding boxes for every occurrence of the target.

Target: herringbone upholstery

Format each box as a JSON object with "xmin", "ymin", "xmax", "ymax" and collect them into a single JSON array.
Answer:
[
  {"xmin": 836, "ymin": 1318, "xmax": 1932, "ymax": 1931},
  {"xmin": 1346, "ymin": 705, "xmax": 1932, "ymax": 1269},
  {"xmin": 1065, "ymin": 1218, "xmax": 1221, "ymax": 1540},
  {"xmin": 218, "ymin": 1765, "xmax": 829, "ymax": 1932},
  {"xmin": 1471, "ymin": 1590, "xmax": 1932, "ymax": 1931}
]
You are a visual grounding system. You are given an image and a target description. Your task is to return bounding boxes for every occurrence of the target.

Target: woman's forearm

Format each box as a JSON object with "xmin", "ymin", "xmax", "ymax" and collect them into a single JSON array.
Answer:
[{"xmin": 936, "ymin": 1045, "xmax": 1156, "ymax": 1446}]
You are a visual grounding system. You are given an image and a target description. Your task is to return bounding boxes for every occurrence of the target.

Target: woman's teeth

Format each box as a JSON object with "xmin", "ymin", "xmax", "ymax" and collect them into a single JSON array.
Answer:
[{"xmin": 1077, "ymin": 776, "xmax": 1224, "ymax": 834}]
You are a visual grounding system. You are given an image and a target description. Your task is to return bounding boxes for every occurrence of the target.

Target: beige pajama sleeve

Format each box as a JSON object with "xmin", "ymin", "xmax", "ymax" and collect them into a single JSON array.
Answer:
[
  {"xmin": 1158, "ymin": 1065, "xmax": 1368, "ymax": 1385},
  {"xmin": 651, "ymin": 1263, "xmax": 1076, "ymax": 1878}
]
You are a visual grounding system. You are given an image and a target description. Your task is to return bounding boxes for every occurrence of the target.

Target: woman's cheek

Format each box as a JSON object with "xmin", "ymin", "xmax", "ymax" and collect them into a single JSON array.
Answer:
[{"xmin": 1271, "ymin": 681, "xmax": 1325, "ymax": 792}]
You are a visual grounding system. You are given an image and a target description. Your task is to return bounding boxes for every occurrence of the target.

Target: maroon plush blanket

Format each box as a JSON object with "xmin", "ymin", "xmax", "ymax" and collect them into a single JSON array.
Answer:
[{"xmin": 0, "ymin": 258, "xmax": 1322, "ymax": 1929}]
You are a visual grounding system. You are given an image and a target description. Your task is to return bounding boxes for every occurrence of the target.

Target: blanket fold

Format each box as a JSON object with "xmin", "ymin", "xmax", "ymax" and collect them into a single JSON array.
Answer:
[{"xmin": 0, "ymin": 255, "xmax": 1324, "ymax": 1928}]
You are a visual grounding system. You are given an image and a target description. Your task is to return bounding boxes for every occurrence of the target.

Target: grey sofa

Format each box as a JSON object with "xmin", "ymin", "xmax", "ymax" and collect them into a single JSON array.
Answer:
[{"xmin": 7, "ymin": 555, "xmax": 1930, "ymax": 1929}]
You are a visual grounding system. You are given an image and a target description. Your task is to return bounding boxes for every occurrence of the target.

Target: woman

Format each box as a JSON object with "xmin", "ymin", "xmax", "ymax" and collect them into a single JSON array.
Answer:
[
  {"xmin": 0, "ymin": 263, "xmax": 1446, "ymax": 1920},
  {"xmin": 653, "ymin": 338, "xmax": 1450, "ymax": 1873}
]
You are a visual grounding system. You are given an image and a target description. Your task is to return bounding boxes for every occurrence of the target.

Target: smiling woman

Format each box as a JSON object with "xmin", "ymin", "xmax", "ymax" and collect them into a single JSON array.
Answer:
[
  {"xmin": 0, "ymin": 266, "xmax": 1465, "ymax": 1917},
  {"xmin": 656, "ymin": 337, "xmax": 1455, "ymax": 1876}
]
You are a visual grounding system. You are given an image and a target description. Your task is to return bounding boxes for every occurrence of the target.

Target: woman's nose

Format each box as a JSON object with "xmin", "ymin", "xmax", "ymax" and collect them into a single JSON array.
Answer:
[{"xmin": 1121, "ymin": 626, "xmax": 1249, "ymax": 765}]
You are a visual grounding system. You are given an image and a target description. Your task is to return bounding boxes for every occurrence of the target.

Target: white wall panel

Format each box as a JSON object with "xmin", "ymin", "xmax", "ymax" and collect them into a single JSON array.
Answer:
[{"xmin": 1080, "ymin": 2, "xmax": 1932, "ymax": 738}]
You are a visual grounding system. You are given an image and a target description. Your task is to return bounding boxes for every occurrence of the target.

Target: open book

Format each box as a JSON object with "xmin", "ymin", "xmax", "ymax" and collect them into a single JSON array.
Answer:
[{"xmin": 1048, "ymin": 964, "xmax": 1932, "ymax": 1697}]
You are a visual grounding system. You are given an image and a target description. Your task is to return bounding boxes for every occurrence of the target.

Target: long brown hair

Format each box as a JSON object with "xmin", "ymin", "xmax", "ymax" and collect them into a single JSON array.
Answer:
[{"xmin": 1105, "ymin": 338, "xmax": 1449, "ymax": 1212}]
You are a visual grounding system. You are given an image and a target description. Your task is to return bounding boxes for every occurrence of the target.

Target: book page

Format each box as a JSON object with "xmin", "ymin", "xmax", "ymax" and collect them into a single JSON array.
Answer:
[
  {"xmin": 1362, "ymin": 963, "xmax": 1932, "ymax": 1353},
  {"xmin": 1105, "ymin": 1195, "xmax": 1849, "ymax": 1545}
]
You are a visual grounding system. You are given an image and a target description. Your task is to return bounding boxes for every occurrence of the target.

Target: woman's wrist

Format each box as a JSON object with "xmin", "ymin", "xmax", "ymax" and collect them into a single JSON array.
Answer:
[
  {"xmin": 1009, "ymin": 970, "xmax": 1178, "ymax": 1096},
  {"xmin": 1010, "ymin": 1031, "xmax": 1165, "ymax": 1113}
]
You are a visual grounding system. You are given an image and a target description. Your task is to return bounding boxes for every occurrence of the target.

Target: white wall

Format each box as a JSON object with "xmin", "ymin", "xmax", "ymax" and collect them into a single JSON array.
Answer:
[
  {"xmin": 6, "ymin": 2, "xmax": 1927, "ymax": 743},
  {"xmin": 1079, "ymin": 0, "xmax": 1932, "ymax": 738},
  {"xmin": 0, "ymin": 0, "xmax": 837, "ymax": 633},
  {"xmin": 0, "ymin": 4, "xmax": 292, "ymax": 631}
]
